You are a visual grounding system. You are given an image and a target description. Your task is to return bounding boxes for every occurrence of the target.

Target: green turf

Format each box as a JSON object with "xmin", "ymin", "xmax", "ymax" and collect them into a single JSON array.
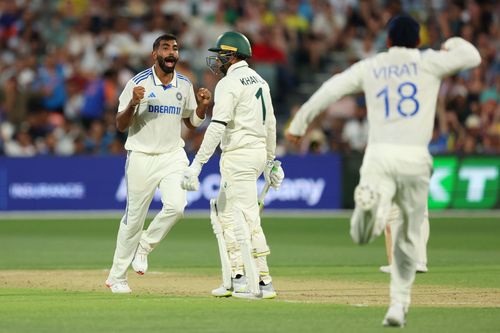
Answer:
[
  {"xmin": 0, "ymin": 214, "xmax": 499, "ymax": 332},
  {"xmin": 0, "ymin": 290, "xmax": 499, "ymax": 333}
]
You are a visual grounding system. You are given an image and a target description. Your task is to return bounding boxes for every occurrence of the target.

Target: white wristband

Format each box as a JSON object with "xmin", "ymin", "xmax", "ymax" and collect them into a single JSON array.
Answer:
[{"xmin": 190, "ymin": 112, "xmax": 205, "ymax": 127}]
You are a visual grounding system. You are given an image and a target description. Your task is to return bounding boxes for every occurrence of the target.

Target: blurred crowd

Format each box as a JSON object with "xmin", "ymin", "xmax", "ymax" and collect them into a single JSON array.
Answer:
[{"xmin": 0, "ymin": 0, "xmax": 498, "ymax": 157}]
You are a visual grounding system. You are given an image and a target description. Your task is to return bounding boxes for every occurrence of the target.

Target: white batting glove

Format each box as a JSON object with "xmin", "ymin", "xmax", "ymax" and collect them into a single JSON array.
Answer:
[
  {"xmin": 264, "ymin": 160, "xmax": 285, "ymax": 190},
  {"xmin": 181, "ymin": 160, "xmax": 202, "ymax": 191}
]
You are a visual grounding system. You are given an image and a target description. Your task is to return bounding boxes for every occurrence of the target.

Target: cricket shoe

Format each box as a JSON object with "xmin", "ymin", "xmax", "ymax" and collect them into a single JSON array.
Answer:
[
  {"xmin": 105, "ymin": 279, "xmax": 132, "ymax": 294},
  {"xmin": 211, "ymin": 275, "xmax": 247, "ymax": 297},
  {"xmin": 259, "ymin": 281, "xmax": 277, "ymax": 299},
  {"xmin": 382, "ymin": 302, "xmax": 407, "ymax": 327},
  {"xmin": 232, "ymin": 291, "xmax": 262, "ymax": 300},
  {"xmin": 380, "ymin": 264, "xmax": 428, "ymax": 274},
  {"xmin": 211, "ymin": 285, "xmax": 232, "ymax": 297},
  {"xmin": 351, "ymin": 184, "xmax": 380, "ymax": 244},
  {"xmin": 416, "ymin": 263, "xmax": 428, "ymax": 273},
  {"xmin": 132, "ymin": 243, "xmax": 149, "ymax": 275},
  {"xmin": 379, "ymin": 265, "xmax": 391, "ymax": 274}
]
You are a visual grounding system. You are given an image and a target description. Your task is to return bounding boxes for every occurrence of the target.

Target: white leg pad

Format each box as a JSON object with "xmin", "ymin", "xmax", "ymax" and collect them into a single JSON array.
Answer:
[
  {"xmin": 251, "ymin": 225, "xmax": 270, "ymax": 257},
  {"xmin": 210, "ymin": 199, "xmax": 232, "ymax": 290},
  {"xmin": 233, "ymin": 207, "xmax": 260, "ymax": 295}
]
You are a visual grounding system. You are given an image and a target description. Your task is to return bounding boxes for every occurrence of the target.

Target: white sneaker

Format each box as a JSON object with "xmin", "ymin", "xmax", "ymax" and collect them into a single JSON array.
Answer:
[
  {"xmin": 379, "ymin": 265, "xmax": 391, "ymax": 274},
  {"xmin": 382, "ymin": 302, "xmax": 407, "ymax": 327},
  {"xmin": 232, "ymin": 291, "xmax": 261, "ymax": 300},
  {"xmin": 211, "ymin": 285, "xmax": 233, "ymax": 297},
  {"xmin": 132, "ymin": 244, "xmax": 149, "ymax": 275},
  {"xmin": 416, "ymin": 263, "xmax": 428, "ymax": 273},
  {"xmin": 105, "ymin": 280, "xmax": 132, "ymax": 294},
  {"xmin": 260, "ymin": 282, "xmax": 277, "ymax": 299},
  {"xmin": 351, "ymin": 185, "xmax": 380, "ymax": 244},
  {"xmin": 211, "ymin": 275, "xmax": 247, "ymax": 297},
  {"xmin": 380, "ymin": 264, "xmax": 428, "ymax": 274}
]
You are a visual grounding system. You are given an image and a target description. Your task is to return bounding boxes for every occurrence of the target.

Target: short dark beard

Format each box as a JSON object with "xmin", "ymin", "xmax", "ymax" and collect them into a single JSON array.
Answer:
[{"xmin": 157, "ymin": 55, "xmax": 176, "ymax": 74}]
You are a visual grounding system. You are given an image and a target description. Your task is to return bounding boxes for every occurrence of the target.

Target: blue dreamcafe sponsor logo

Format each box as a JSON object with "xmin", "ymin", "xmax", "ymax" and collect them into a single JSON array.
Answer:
[{"xmin": 148, "ymin": 105, "xmax": 181, "ymax": 114}]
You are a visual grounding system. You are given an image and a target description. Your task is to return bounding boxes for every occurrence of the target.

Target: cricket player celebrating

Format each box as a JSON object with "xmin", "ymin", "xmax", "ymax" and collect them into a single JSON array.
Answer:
[
  {"xmin": 105, "ymin": 34, "xmax": 212, "ymax": 293},
  {"xmin": 286, "ymin": 15, "xmax": 480, "ymax": 326},
  {"xmin": 181, "ymin": 31, "xmax": 284, "ymax": 299}
]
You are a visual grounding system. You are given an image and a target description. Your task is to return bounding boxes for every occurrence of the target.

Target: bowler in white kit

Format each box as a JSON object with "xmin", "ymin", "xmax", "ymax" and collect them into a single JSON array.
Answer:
[
  {"xmin": 105, "ymin": 34, "xmax": 211, "ymax": 293},
  {"xmin": 286, "ymin": 15, "xmax": 480, "ymax": 326}
]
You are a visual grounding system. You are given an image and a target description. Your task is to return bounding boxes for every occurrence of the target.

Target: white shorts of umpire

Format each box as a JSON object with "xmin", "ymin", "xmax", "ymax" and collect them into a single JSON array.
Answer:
[{"xmin": 350, "ymin": 184, "xmax": 387, "ymax": 245}]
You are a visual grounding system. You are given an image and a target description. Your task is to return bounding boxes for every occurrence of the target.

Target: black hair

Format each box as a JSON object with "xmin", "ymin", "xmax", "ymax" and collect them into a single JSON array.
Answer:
[
  {"xmin": 153, "ymin": 33, "xmax": 177, "ymax": 50},
  {"xmin": 387, "ymin": 14, "xmax": 420, "ymax": 48},
  {"xmin": 236, "ymin": 53, "xmax": 247, "ymax": 60}
]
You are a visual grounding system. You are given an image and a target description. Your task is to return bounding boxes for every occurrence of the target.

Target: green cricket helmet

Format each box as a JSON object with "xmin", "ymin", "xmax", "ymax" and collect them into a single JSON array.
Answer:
[
  {"xmin": 208, "ymin": 31, "xmax": 252, "ymax": 58},
  {"xmin": 206, "ymin": 31, "xmax": 252, "ymax": 76}
]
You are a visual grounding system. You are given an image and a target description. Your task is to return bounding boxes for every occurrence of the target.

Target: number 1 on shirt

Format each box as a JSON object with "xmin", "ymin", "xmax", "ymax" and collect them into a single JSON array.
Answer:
[{"xmin": 255, "ymin": 87, "xmax": 267, "ymax": 124}]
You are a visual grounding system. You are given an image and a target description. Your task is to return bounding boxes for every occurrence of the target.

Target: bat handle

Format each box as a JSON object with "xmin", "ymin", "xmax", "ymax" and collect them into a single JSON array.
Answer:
[{"xmin": 258, "ymin": 160, "xmax": 281, "ymax": 211}]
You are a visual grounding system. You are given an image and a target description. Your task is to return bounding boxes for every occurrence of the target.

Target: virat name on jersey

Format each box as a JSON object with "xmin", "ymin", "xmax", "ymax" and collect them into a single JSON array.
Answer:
[{"xmin": 373, "ymin": 62, "xmax": 418, "ymax": 80}]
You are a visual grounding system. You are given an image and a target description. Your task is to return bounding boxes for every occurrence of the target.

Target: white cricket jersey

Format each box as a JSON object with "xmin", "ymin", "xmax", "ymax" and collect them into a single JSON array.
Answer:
[
  {"xmin": 212, "ymin": 61, "xmax": 276, "ymax": 155},
  {"xmin": 289, "ymin": 37, "xmax": 481, "ymax": 148},
  {"xmin": 118, "ymin": 66, "xmax": 197, "ymax": 154}
]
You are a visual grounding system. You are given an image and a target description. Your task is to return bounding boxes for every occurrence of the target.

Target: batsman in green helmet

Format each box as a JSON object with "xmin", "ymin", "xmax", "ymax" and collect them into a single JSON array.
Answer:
[{"xmin": 181, "ymin": 31, "xmax": 285, "ymax": 299}]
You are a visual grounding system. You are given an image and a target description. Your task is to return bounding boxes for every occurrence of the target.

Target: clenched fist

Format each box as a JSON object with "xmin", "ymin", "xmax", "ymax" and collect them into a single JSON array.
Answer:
[
  {"xmin": 196, "ymin": 87, "xmax": 212, "ymax": 107},
  {"xmin": 131, "ymin": 86, "xmax": 145, "ymax": 106}
]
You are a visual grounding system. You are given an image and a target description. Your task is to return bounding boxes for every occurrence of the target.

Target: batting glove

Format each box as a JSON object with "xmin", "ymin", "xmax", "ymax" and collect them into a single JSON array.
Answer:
[
  {"xmin": 181, "ymin": 160, "xmax": 202, "ymax": 191},
  {"xmin": 264, "ymin": 160, "xmax": 285, "ymax": 190}
]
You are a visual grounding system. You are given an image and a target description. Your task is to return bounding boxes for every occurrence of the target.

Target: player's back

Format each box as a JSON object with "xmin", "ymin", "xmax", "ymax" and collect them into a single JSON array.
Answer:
[
  {"xmin": 361, "ymin": 47, "xmax": 442, "ymax": 148},
  {"xmin": 360, "ymin": 39, "xmax": 480, "ymax": 148},
  {"xmin": 214, "ymin": 61, "xmax": 273, "ymax": 152}
]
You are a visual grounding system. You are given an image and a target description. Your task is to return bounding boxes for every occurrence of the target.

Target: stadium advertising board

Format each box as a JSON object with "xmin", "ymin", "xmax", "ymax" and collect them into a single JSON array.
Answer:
[
  {"xmin": 429, "ymin": 156, "xmax": 500, "ymax": 209},
  {"xmin": 0, "ymin": 155, "xmax": 341, "ymax": 211}
]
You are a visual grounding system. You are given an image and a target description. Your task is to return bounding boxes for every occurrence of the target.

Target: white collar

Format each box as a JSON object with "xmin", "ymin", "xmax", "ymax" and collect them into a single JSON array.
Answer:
[
  {"xmin": 152, "ymin": 65, "xmax": 178, "ymax": 88},
  {"xmin": 226, "ymin": 60, "xmax": 248, "ymax": 75}
]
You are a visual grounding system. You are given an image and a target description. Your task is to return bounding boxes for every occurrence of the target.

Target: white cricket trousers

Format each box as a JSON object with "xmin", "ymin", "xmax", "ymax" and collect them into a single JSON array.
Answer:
[
  {"xmin": 217, "ymin": 147, "xmax": 273, "ymax": 283},
  {"xmin": 388, "ymin": 204, "xmax": 430, "ymax": 266},
  {"xmin": 359, "ymin": 144, "xmax": 432, "ymax": 309},
  {"xmin": 108, "ymin": 148, "xmax": 188, "ymax": 283}
]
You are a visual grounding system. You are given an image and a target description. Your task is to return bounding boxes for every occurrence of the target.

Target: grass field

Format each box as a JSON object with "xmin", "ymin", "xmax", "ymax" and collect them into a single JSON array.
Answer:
[{"xmin": 0, "ymin": 213, "xmax": 499, "ymax": 332}]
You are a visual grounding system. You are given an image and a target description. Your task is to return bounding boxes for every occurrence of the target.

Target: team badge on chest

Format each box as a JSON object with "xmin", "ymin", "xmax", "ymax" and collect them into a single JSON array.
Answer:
[{"xmin": 176, "ymin": 92, "xmax": 183, "ymax": 101}]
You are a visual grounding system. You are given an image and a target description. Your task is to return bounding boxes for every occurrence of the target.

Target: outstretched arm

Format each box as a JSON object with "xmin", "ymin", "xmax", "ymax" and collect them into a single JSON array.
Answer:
[
  {"xmin": 427, "ymin": 37, "xmax": 481, "ymax": 78},
  {"xmin": 286, "ymin": 62, "xmax": 365, "ymax": 142}
]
